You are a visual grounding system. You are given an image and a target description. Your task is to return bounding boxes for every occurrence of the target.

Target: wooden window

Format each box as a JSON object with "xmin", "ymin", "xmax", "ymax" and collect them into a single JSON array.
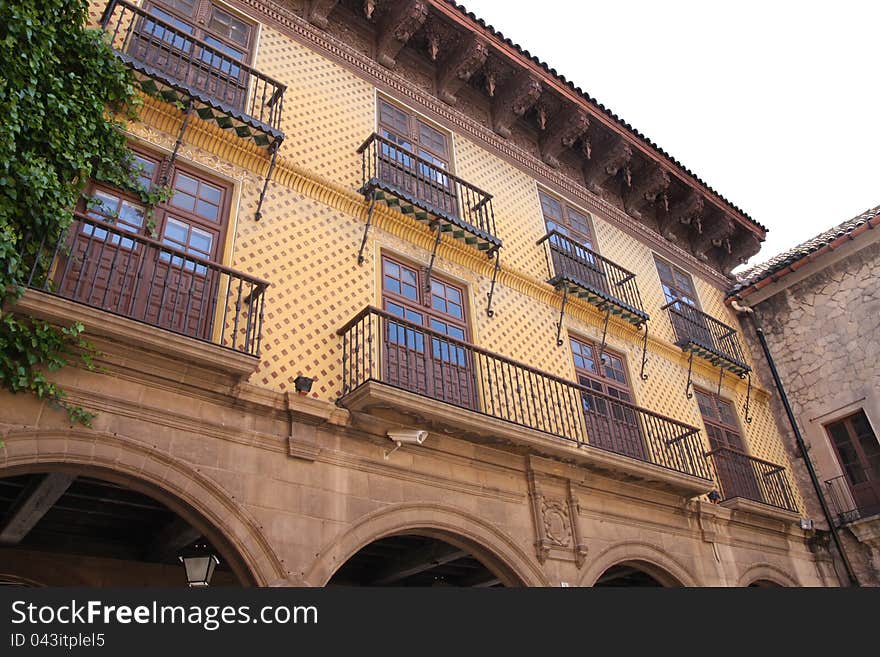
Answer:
[
  {"xmin": 380, "ymin": 255, "xmax": 474, "ymax": 409},
  {"xmin": 68, "ymin": 146, "xmax": 232, "ymax": 339},
  {"xmin": 695, "ymin": 389, "xmax": 746, "ymax": 452},
  {"xmin": 654, "ymin": 255, "xmax": 699, "ymax": 307},
  {"xmin": 134, "ymin": 1, "xmax": 256, "ymax": 110},
  {"xmin": 539, "ymin": 190, "xmax": 595, "ymax": 251},
  {"xmin": 570, "ymin": 337, "xmax": 645, "ymax": 459},
  {"xmin": 825, "ymin": 411, "xmax": 880, "ymax": 514},
  {"xmin": 696, "ymin": 388, "xmax": 762, "ymax": 501},
  {"xmin": 376, "ymin": 98, "xmax": 457, "ymax": 217}
]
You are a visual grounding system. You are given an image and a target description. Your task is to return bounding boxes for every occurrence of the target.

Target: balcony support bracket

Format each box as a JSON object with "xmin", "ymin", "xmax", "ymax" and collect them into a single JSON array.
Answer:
[
  {"xmin": 160, "ymin": 99, "xmax": 194, "ymax": 187},
  {"xmin": 743, "ymin": 371, "xmax": 753, "ymax": 424},
  {"xmin": 486, "ymin": 249, "xmax": 501, "ymax": 318},
  {"xmin": 356, "ymin": 190, "xmax": 377, "ymax": 265},
  {"xmin": 423, "ymin": 222, "xmax": 443, "ymax": 292},
  {"xmin": 597, "ymin": 305, "xmax": 611, "ymax": 376},
  {"xmin": 716, "ymin": 365, "xmax": 724, "ymax": 397},
  {"xmin": 685, "ymin": 350, "xmax": 695, "ymax": 400},
  {"xmin": 555, "ymin": 284, "xmax": 570, "ymax": 347},
  {"xmin": 254, "ymin": 140, "xmax": 280, "ymax": 221},
  {"xmin": 639, "ymin": 322, "xmax": 649, "ymax": 381}
]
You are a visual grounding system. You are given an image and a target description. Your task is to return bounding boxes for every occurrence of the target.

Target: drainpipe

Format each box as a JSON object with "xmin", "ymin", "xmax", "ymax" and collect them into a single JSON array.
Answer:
[{"xmin": 730, "ymin": 299, "xmax": 860, "ymax": 587}]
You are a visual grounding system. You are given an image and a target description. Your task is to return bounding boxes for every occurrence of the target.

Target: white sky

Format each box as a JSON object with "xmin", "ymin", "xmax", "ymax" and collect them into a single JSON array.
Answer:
[{"xmin": 460, "ymin": 0, "xmax": 880, "ymax": 268}]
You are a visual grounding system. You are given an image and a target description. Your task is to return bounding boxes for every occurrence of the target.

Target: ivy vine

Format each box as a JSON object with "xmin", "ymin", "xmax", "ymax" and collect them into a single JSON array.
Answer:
[{"xmin": 0, "ymin": 0, "xmax": 144, "ymax": 427}]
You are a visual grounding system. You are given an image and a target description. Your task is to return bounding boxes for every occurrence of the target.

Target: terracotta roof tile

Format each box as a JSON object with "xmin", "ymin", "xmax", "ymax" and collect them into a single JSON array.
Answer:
[{"xmin": 730, "ymin": 205, "xmax": 880, "ymax": 291}]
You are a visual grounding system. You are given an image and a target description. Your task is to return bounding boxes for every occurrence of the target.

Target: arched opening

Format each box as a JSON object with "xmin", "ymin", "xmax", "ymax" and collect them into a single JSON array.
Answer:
[
  {"xmin": 747, "ymin": 579, "xmax": 783, "ymax": 588},
  {"xmin": 327, "ymin": 533, "xmax": 517, "ymax": 587},
  {"xmin": 0, "ymin": 470, "xmax": 252, "ymax": 587},
  {"xmin": 593, "ymin": 561, "xmax": 683, "ymax": 587}
]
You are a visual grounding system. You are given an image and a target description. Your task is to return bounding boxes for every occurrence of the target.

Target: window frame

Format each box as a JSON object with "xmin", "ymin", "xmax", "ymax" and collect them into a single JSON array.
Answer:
[
  {"xmin": 145, "ymin": 0, "xmax": 256, "ymax": 63},
  {"xmin": 376, "ymin": 97, "xmax": 454, "ymax": 173},
  {"xmin": 538, "ymin": 189, "xmax": 598, "ymax": 253},
  {"xmin": 80, "ymin": 144, "xmax": 234, "ymax": 267},
  {"xmin": 694, "ymin": 387, "xmax": 747, "ymax": 453},
  {"xmin": 653, "ymin": 254, "xmax": 701, "ymax": 309}
]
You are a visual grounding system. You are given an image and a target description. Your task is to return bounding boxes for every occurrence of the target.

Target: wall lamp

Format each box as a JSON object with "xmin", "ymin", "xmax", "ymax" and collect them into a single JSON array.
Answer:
[{"xmin": 293, "ymin": 375, "xmax": 315, "ymax": 394}]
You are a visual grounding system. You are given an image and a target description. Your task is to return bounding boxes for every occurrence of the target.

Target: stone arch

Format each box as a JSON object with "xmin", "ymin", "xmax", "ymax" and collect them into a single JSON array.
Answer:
[
  {"xmin": 0, "ymin": 427, "xmax": 286, "ymax": 586},
  {"xmin": 737, "ymin": 563, "xmax": 799, "ymax": 588},
  {"xmin": 580, "ymin": 541, "xmax": 700, "ymax": 587},
  {"xmin": 304, "ymin": 502, "xmax": 548, "ymax": 587}
]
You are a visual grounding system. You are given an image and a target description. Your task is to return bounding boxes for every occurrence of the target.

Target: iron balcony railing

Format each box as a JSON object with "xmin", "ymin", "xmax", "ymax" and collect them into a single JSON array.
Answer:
[
  {"xmin": 661, "ymin": 298, "xmax": 749, "ymax": 374},
  {"xmin": 338, "ymin": 306, "xmax": 711, "ymax": 480},
  {"xmin": 100, "ymin": 0, "xmax": 285, "ymax": 144},
  {"xmin": 357, "ymin": 133, "xmax": 501, "ymax": 253},
  {"xmin": 537, "ymin": 230, "xmax": 648, "ymax": 326},
  {"xmin": 24, "ymin": 212, "xmax": 268, "ymax": 356},
  {"xmin": 706, "ymin": 446, "xmax": 797, "ymax": 512},
  {"xmin": 824, "ymin": 474, "xmax": 880, "ymax": 526}
]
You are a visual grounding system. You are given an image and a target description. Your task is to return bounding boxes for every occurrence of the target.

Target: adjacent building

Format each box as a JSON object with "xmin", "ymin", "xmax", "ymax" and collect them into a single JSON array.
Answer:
[
  {"xmin": 730, "ymin": 206, "xmax": 880, "ymax": 586},
  {"xmin": 0, "ymin": 0, "xmax": 835, "ymax": 587}
]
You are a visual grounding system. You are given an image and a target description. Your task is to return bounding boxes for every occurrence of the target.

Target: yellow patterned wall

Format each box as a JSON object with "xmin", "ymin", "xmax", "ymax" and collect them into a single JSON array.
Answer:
[{"xmin": 85, "ymin": 0, "xmax": 800, "ymax": 509}]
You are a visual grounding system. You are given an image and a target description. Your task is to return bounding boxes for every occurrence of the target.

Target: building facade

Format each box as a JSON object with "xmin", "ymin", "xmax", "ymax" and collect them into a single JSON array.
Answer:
[
  {"xmin": 731, "ymin": 206, "xmax": 880, "ymax": 586},
  {"xmin": 0, "ymin": 0, "xmax": 834, "ymax": 587}
]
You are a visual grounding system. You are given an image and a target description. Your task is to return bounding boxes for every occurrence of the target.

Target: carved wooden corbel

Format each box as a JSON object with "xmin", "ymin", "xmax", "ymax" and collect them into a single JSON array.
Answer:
[
  {"xmin": 583, "ymin": 135, "xmax": 632, "ymax": 192},
  {"xmin": 437, "ymin": 36, "xmax": 488, "ymax": 104},
  {"xmin": 659, "ymin": 190, "xmax": 704, "ymax": 242},
  {"xmin": 691, "ymin": 211, "xmax": 735, "ymax": 261},
  {"xmin": 540, "ymin": 107, "xmax": 590, "ymax": 169},
  {"xmin": 624, "ymin": 164, "xmax": 670, "ymax": 218},
  {"xmin": 364, "ymin": 0, "xmax": 377, "ymax": 19},
  {"xmin": 492, "ymin": 71, "xmax": 542, "ymax": 138},
  {"xmin": 306, "ymin": 0, "xmax": 340, "ymax": 28},
  {"xmin": 718, "ymin": 230, "xmax": 762, "ymax": 273},
  {"xmin": 376, "ymin": 0, "xmax": 428, "ymax": 68}
]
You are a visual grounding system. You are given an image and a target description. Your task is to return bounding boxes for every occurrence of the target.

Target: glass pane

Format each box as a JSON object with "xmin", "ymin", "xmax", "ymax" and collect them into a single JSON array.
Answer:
[
  {"xmin": 171, "ymin": 192, "xmax": 195, "ymax": 212},
  {"xmin": 189, "ymin": 227, "xmax": 213, "ymax": 255},
  {"xmin": 383, "ymin": 260, "xmax": 399, "ymax": 278},
  {"xmin": 164, "ymin": 217, "xmax": 188, "ymax": 244},
  {"xmin": 174, "ymin": 173, "xmax": 198, "ymax": 195},
  {"xmin": 88, "ymin": 190, "xmax": 120, "ymax": 218},
  {"xmin": 118, "ymin": 201, "xmax": 145, "ymax": 231},
  {"xmin": 384, "ymin": 276, "xmax": 401, "ymax": 295},
  {"xmin": 418, "ymin": 122, "xmax": 447, "ymax": 156},
  {"xmin": 379, "ymin": 100, "xmax": 409, "ymax": 136},
  {"xmin": 539, "ymin": 192, "xmax": 563, "ymax": 220},
  {"xmin": 196, "ymin": 199, "xmax": 220, "ymax": 222}
]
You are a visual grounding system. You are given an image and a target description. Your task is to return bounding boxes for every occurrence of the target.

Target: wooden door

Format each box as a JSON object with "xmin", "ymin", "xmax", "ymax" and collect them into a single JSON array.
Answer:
[
  {"xmin": 826, "ymin": 411, "xmax": 880, "ymax": 515},
  {"xmin": 380, "ymin": 257, "xmax": 475, "ymax": 409},
  {"xmin": 142, "ymin": 168, "xmax": 228, "ymax": 340},
  {"xmin": 572, "ymin": 338, "xmax": 646, "ymax": 460}
]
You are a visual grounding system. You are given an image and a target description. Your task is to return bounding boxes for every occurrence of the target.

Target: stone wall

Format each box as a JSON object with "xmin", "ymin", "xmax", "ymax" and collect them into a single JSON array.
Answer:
[{"xmin": 744, "ymin": 238, "xmax": 880, "ymax": 585}]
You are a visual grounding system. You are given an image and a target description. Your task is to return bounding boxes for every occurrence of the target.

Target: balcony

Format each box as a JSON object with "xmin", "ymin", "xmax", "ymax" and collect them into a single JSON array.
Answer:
[
  {"xmin": 337, "ymin": 307, "xmax": 714, "ymax": 494},
  {"xmin": 23, "ymin": 212, "xmax": 268, "ymax": 359},
  {"xmin": 100, "ymin": 0, "xmax": 285, "ymax": 148},
  {"xmin": 825, "ymin": 475, "xmax": 880, "ymax": 526},
  {"xmin": 357, "ymin": 133, "xmax": 502, "ymax": 255},
  {"xmin": 662, "ymin": 299, "xmax": 749, "ymax": 375},
  {"xmin": 706, "ymin": 447, "xmax": 798, "ymax": 514},
  {"xmin": 537, "ymin": 230, "xmax": 648, "ymax": 327}
]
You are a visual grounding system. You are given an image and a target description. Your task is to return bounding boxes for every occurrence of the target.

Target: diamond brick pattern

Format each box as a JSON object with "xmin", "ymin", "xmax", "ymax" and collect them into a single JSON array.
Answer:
[{"xmin": 85, "ymin": 0, "xmax": 799, "ymax": 508}]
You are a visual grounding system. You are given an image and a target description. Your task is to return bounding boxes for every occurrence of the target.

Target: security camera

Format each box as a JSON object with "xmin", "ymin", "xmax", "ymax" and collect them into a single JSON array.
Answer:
[
  {"xmin": 387, "ymin": 429, "xmax": 429, "ymax": 445},
  {"xmin": 384, "ymin": 429, "xmax": 429, "ymax": 459}
]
